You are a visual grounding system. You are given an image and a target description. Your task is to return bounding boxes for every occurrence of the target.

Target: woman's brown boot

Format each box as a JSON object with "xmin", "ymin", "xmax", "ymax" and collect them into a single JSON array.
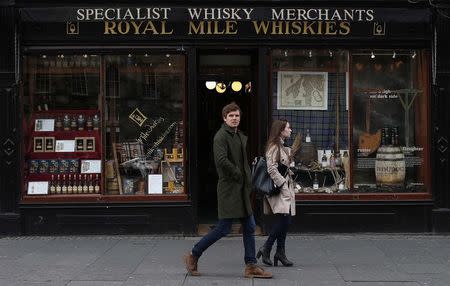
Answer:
[{"xmin": 273, "ymin": 247, "xmax": 293, "ymax": 267}]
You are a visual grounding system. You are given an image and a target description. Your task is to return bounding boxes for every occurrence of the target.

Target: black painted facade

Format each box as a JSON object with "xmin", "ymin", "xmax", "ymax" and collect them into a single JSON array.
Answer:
[{"xmin": 0, "ymin": 0, "xmax": 449, "ymax": 235}]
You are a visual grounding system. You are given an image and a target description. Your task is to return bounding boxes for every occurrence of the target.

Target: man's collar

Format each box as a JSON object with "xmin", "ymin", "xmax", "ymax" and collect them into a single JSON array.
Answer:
[{"xmin": 222, "ymin": 123, "xmax": 238, "ymax": 134}]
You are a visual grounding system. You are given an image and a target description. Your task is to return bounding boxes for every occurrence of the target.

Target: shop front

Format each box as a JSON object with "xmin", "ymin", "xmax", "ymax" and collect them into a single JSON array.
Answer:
[{"xmin": 1, "ymin": 1, "xmax": 446, "ymax": 235}]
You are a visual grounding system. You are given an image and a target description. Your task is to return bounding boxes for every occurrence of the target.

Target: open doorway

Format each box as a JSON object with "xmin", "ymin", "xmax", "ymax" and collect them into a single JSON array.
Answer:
[{"xmin": 197, "ymin": 50, "xmax": 258, "ymax": 226}]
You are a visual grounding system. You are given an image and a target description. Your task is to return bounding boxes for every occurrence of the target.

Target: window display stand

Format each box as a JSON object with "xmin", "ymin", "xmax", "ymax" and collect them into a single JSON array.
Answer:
[{"xmin": 23, "ymin": 109, "xmax": 103, "ymax": 201}]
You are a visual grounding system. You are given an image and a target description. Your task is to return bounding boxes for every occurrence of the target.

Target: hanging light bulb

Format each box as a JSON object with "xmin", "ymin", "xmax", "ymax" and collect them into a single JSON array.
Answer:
[
  {"xmin": 411, "ymin": 50, "xmax": 417, "ymax": 59},
  {"xmin": 392, "ymin": 51, "xmax": 396, "ymax": 59},
  {"xmin": 216, "ymin": 82, "xmax": 227, "ymax": 93},
  {"xmin": 231, "ymin": 81, "xmax": 242, "ymax": 92},
  {"xmin": 308, "ymin": 50, "xmax": 313, "ymax": 58},
  {"xmin": 205, "ymin": 81, "xmax": 217, "ymax": 90},
  {"xmin": 371, "ymin": 51, "xmax": 375, "ymax": 59},
  {"xmin": 329, "ymin": 50, "xmax": 333, "ymax": 58}
]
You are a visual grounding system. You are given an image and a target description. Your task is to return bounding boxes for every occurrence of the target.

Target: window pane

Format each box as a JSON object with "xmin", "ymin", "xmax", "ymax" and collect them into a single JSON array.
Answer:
[
  {"xmin": 351, "ymin": 50, "xmax": 429, "ymax": 193},
  {"xmin": 271, "ymin": 49, "xmax": 350, "ymax": 195},
  {"xmin": 104, "ymin": 54, "xmax": 186, "ymax": 195}
]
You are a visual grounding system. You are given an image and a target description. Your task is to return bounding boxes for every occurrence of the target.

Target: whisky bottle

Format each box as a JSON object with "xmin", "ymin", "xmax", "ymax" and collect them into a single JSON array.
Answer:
[
  {"xmin": 56, "ymin": 174, "xmax": 62, "ymax": 194},
  {"xmin": 335, "ymin": 152, "xmax": 342, "ymax": 167},
  {"xmin": 305, "ymin": 129, "xmax": 311, "ymax": 143},
  {"xmin": 82, "ymin": 174, "xmax": 89, "ymax": 194},
  {"xmin": 321, "ymin": 151, "xmax": 328, "ymax": 168},
  {"xmin": 313, "ymin": 173, "xmax": 319, "ymax": 190},
  {"xmin": 330, "ymin": 151, "xmax": 336, "ymax": 168},
  {"xmin": 94, "ymin": 174, "xmax": 100, "ymax": 194},
  {"xmin": 67, "ymin": 174, "xmax": 73, "ymax": 194},
  {"xmin": 50, "ymin": 175, "xmax": 56, "ymax": 195},
  {"xmin": 88, "ymin": 174, "xmax": 94, "ymax": 194},
  {"xmin": 61, "ymin": 174, "xmax": 67, "ymax": 194},
  {"xmin": 77, "ymin": 174, "xmax": 83, "ymax": 194}
]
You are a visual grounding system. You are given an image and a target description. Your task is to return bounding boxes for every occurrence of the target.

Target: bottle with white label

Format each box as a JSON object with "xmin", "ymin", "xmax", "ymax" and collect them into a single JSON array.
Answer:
[
  {"xmin": 305, "ymin": 129, "xmax": 311, "ymax": 143},
  {"xmin": 338, "ymin": 181, "xmax": 345, "ymax": 191},
  {"xmin": 321, "ymin": 151, "xmax": 328, "ymax": 168},
  {"xmin": 313, "ymin": 173, "xmax": 319, "ymax": 190}
]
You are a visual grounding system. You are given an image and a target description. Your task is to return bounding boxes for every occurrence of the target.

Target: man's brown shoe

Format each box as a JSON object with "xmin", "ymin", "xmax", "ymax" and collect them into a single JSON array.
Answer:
[
  {"xmin": 183, "ymin": 253, "xmax": 200, "ymax": 276},
  {"xmin": 244, "ymin": 264, "xmax": 273, "ymax": 279}
]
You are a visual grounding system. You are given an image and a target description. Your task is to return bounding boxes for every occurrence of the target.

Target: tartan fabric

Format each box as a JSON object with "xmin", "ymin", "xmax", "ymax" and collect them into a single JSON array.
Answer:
[{"xmin": 272, "ymin": 73, "xmax": 349, "ymax": 150}]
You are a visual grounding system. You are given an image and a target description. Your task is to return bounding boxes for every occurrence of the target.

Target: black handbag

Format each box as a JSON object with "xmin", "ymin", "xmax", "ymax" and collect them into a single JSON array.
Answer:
[{"xmin": 252, "ymin": 156, "xmax": 288, "ymax": 197}]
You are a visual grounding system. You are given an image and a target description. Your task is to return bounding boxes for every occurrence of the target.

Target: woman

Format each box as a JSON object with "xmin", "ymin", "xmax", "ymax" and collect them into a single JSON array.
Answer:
[{"xmin": 257, "ymin": 119, "xmax": 295, "ymax": 267}]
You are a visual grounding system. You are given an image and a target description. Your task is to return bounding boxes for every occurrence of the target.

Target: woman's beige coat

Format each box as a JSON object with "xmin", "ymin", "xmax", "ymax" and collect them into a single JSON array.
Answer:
[{"xmin": 263, "ymin": 139, "xmax": 296, "ymax": 216}]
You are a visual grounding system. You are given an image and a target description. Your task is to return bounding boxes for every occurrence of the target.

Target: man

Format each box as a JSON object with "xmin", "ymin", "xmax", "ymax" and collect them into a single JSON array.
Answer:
[{"xmin": 183, "ymin": 102, "xmax": 272, "ymax": 279}]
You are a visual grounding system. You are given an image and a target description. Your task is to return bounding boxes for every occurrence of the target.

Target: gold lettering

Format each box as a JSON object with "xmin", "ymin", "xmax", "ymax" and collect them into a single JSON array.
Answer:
[
  {"xmin": 317, "ymin": 21, "xmax": 323, "ymax": 35},
  {"xmin": 142, "ymin": 21, "xmax": 159, "ymax": 34},
  {"xmin": 252, "ymin": 21, "xmax": 270, "ymax": 34},
  {"xmin": 325, "ymin": 21, "xmax": 337, "ymax": 35},
  {"xmin": 130, "ymin": 21, "xmax": 144, "ymax": 34},
  {"xmin": 339, "ymin": 22, "xmax": 351, "ymax": 35},
  {"xmin": 189, "ymin": 21, "xmax": 205, "ymax": 34},
  {"xmin": 303, "ymin": 22, "xmax": 316, "ymax": 35},
  {"xmin": 117, "ymin": 21, "xmax": 130, "ymax": 34},
  {"xmin": 272, "ymin": 21, "xmax": 283, "ymax": 35},
  {"xmin": 291, "ymin": 21, "xmax": 302, "ymax": 35},
  {"xmin": 104, "ymin": 21, "xmax": 117, "ymax": 34},
  {"xmin": 225, "ymin": 21, "xmax": 238, "ymax": 34},
  {"xmin": 160, "ymin": 21, "xmax": 174, "ymax": 34},
  {"xmin": 212, "ymin": 21, "xmax": 225, "ymax": 34}
]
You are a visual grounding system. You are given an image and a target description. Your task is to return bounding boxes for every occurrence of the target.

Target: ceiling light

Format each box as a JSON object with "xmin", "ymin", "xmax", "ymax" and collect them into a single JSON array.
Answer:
[
  {"xmin": 231, "ymin": 81, "xmax": 242, "ymax": 92},
  {"xmin": 216, "ymin": 82, "xmax": 226, "ymax": 93},
  {"xmin": 329, "ymin": 50, "xmax": 333, "ymax": 58},
  {"xmin": 392, "ymin": 51, "xmax": 396, "ymax": 59},
  {"xmin": 371, "ymin": 51, "xmax": 375, "ymax": 59},
  {"xmin": 205, "ymin": 81, "xmax": 217, "ymax": 90},
  {"xmin": 308, "ymin": 50, "xmax": 312, "ymax": 58},
  {"xmin": 411, "ymin": 50, "xmax": 417, "ymax": 59}
]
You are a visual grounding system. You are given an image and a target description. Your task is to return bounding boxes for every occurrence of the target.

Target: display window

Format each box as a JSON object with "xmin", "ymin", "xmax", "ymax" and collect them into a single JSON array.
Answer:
[
  {"xmin": 270, "ymin": 48, "xmax": 431, "ymax": 198},
  {"xmin": 351, "ymin": 50, "xmax": 430, "ymax": 194},
  {"xmin": 21, "ymin": 53, "xmax": 187, "ymax": 201}
]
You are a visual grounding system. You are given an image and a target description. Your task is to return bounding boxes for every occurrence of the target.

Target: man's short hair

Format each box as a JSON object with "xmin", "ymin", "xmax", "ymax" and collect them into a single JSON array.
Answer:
[{"xmin": 222, "ymin": 102, "xmax": 242, "ymax": 118}]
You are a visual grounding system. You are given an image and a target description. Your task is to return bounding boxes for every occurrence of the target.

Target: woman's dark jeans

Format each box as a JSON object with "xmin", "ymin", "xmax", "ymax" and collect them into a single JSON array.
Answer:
[
  {"xmin": 192, "ymin": 215, "xmax": 257, "ymax": 264},
  {"xmin": 265, "ymin": 214, "xmax": 292, "ymax": 251}
]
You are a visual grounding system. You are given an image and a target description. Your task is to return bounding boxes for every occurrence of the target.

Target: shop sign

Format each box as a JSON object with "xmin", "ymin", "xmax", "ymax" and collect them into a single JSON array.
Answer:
[{"xmin": 21, "ymin": 7, "xmax": 431, "ymax": 42}]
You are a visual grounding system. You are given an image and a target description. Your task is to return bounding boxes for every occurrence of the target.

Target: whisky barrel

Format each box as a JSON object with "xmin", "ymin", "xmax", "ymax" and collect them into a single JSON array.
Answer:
[
  {"xmin": 375, "ymin": 146, "xmax": 405, "ymax": 186},
  {"xmin": 294, "ymin": 142, "xmax": 317, "ymax": 166}
]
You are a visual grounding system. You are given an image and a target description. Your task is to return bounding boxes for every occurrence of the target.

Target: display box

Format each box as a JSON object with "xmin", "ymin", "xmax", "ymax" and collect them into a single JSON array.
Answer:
[
  {"xmin": 33, "ymin": 137, "xmax": 44, "ymax": 152},
  {"xmin": 75, "ymin": 137, "xmax": 85, "ymax": 151},
  {"xmin": 85, "ymin": 137, "xmax": 95, "ymax": 152},
  {"xmin": 44, "ymin": 137, "xmax": 55, "ymax": 152}
]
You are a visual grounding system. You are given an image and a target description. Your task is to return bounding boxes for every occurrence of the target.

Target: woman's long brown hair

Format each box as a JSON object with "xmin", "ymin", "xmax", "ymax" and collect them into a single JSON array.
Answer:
[{"xmin": 265, "ymin": 118, "xmax": 288, "ymax": 153}]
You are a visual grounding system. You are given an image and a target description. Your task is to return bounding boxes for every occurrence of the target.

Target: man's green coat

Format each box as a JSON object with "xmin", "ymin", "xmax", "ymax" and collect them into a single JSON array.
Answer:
[{"xmin": 213, "ymin": 124, "xmax": 253, "ymax": 219}]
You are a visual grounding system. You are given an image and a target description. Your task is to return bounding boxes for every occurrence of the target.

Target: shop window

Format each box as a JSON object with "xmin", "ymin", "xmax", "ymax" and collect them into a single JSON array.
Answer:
[
  {"xmin": 21, "ymin": 53, "xmax": 186, "ymax": 201},
  {"xmin": 351, "ymin": 50, "xmax": 430, "ymax": 194},
  {"xmin": 270, "ymin": 49, "xmax": 430, "ymax": 198},
  {"xmin": 104, "ymin": 54, "xmax": 186, "ymax": 196}
]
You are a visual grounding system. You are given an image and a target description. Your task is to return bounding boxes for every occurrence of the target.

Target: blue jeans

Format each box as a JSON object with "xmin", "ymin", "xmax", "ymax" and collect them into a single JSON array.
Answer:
[
  {"xmin": 264, "ymin": 214, "xmax": 292, "ymax": 251},
  {"xmin": 192, "ymin": 215, "xmax": 257, "ymax": 264}
]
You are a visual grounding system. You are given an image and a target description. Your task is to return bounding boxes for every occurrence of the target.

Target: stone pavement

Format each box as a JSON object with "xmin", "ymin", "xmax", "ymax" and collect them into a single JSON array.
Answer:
[{"xmin": 0, "ymin": 234, "xmax": 449, "ymax": 286}]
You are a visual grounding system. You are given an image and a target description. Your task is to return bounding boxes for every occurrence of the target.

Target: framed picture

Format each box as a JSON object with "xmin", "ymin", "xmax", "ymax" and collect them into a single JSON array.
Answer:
[
  {"xmin": 44, "ymin": 137, "xmax": 55, "ymax": 152},
  {"xmin": 85, "ymin": 137, "xmax": 95, "ymax": 152},
  {"xmin": 75, "ymin": 137, "xmax": 85, "ymax": 152},
  {"xmin": 33, "ymin": 137, "xmax": 44, "ymax": 152},
  {"xmin": 277, "ymin": 71, "xmax": 328, "ymax": 110}
]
